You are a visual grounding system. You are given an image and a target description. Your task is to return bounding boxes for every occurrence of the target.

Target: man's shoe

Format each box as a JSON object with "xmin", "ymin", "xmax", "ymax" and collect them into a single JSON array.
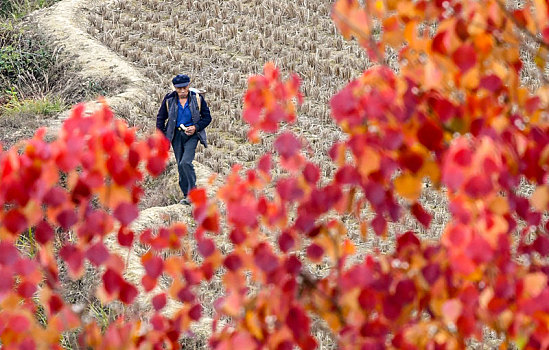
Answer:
[{"xmin": 179, "ymin": 198, "xmax": 191, "ymax": 205}]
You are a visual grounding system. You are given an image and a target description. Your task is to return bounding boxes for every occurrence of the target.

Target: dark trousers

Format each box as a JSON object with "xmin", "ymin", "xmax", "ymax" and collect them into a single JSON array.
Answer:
[{"xmin": 172, "ymin": 130, "xmax": 198, "ymax": 197}]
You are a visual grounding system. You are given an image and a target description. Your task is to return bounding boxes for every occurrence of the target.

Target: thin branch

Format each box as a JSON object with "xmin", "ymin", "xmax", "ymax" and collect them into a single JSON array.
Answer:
[{"xmin": 496, "ymin": 0, "xmax": 549, "ymax": 51}]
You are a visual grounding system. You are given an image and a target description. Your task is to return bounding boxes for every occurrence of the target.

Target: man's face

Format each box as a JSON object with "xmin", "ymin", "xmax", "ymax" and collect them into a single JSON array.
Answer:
[{"xmin": 175, "ymin": 85, "xmax": 190, "ymax": 99}]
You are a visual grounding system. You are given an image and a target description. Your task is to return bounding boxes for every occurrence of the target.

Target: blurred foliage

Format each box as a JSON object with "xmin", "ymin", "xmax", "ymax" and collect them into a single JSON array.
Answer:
[{"xmin": 0, "ymin": 0, "xmax": 59, "ymax": 19}]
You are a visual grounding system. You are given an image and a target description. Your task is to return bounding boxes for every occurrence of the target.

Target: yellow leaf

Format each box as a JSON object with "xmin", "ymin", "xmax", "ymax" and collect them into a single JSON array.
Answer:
[
  {"xmin": 245, "ymin": 311, "xmax": 263, "ymax": 340},
  {"xmin": 531, "ymin": 185, "xmax": 549, "ymax": 212},
  {"xmin": 374, "ymin": 0, "xmax": 385, "ymax": 15},
  {"xmin": 523, "ymin": 272, "xmax": 547, "ymax": 298},
  {"xmin": 394, "ymin": 173, "xmax": 422, "ymax": 201}
]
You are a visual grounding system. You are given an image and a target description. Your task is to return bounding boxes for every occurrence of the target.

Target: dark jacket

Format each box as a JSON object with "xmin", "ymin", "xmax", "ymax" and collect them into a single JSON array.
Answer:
[{"xmin": 156, "ymin": 91, "xmax": 211, "ymax": 147}]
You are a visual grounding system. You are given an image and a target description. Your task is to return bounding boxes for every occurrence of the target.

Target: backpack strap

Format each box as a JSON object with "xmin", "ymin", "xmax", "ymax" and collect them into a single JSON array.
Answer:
[
  {"xmin": 196, "ymin": 92, "xmax": 201, "ymax": 112},
  {"xmin": 189, "ymin": 87, "xmax": 203, "ymax": 113}
]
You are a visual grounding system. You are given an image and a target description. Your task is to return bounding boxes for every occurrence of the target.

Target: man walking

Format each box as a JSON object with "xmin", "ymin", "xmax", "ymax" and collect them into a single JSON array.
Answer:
[{"xmin": 156, "ymin": 74, "xmax": 211, "ymax": 205}]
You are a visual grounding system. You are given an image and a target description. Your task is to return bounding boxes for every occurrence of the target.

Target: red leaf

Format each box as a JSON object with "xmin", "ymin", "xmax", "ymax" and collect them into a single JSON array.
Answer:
[
  {"xmin": 143, "ymin": 255, "xmax": 164, "ymax": 279},
  {"xmin": 147, "ymin": 156, "xmax": 165, "ymax": 176},
  {"xmin": 254, "ymin": 243, "xmax": 279, "ymax": 273},
  {"xmin": 303, "ymin": 162, "xmax": 320, "ymax": 184},
  {"xmin": 228, "ymin": 203, "xmax": 257, "ymax": 227},
  {"xmin": 276, "ymin": 177, "xmax": 304, "ymax": 202},
  {"xmin": 286, "ymin": 306, "xmax": 315, "ymax": 348},
  {"xmin": 371, "ymin": 215, "xmax": 387, "ymax": 236},
  {"xmin": 201, "ymin": 213, "xmax": 220, "ymax": 233},
  {"xmin": 417, "ymin": 119, "xmax": 443, "ymax": 151},
  {"xmin": 331, "ymin": 85, "xmax": 359, "ymax": 125},
  {"xmin": 431, "ymin": 31, "xmax": 449, "ymax": 55},
  {"xmin": 533, "ymin": 235, "xmax": 549, "ymax": 256},
  {"xmin": 119, "ymin": 281, "xmax": 138, "ymax": 304},
  {"xmin": 359, "ymin": 288, "xmax": 377, "ymax": 310},
  {"xmin": 383, "ymin": 294, "xmax": 402, "ymax": 320},
  {"xmin": 464, "ymin": 175, "xmax": 492, "ymax": 197},
  {"xmin": 277, "ymin": 341, "xmax": 293, "ymax": 350},
  {"xmin": 453, "ymin": 148, "xmax": 472, "ymax": 167},
  {"xmin": 35, "ymin": 221, "xmax": 54, "ymax": 244},
  {"xmin": 466, "ymin": 235, "xmax": 494, "ymax": 264},
  {"xmin": 411, "ymin": 202, "xmax": 432, "ymax": 228},
  {"xmin": 177, "ymin": 286, "xmax": 195, "ymax": 303},
  {"xmin": 396, "ymin": 231, "xmax": 420, "ymax": 255},
  {"xmin": 452, "ymin": 44, "xmax": 477, "ymax": 73},
  {"xmin": 0, "ymin": 241, "xmax": 19, "ymax": 265},
  {"xmin": 278, "ymin": 231, "xmax": 295, "ymax": 252},
  {"xmin": 223, "ymin": 254, "xmax": 243, "ymax": 271},
  {"xmin": 431, "ymin": 97, "xmax": 458, "ymax": 122},
  {"xmin": 335, "ymin": 165, "xmax": 361, "ymax": 185},
  {"xmin": 395, "ymin": 279, "xmax": 417, "ymax": 305},
  {"xmin": 479, "ymin": 74, "xmax": 503, "ymax": 92},
  {"xmin": 5, "ymin": 180, "xmax": 30, "ymax": 206},
  {"xmin": 257, "ymin": 154, "xmax": 272, "ymax": 175},
  {"xmin": 141, "ymin": 275, "xmax": 157, "ymax": 292},
  {"xmin": 56, "ymin": 209, "xmax": 77, "ymax": 230},
  {"xmin": 189, "ymin": 188, "xmax": 207, "ymax": 207},
  {"xmin": 230, "ymin": 228, "xmax": 247, "ymax": 245},
  {"xmin": 360, "ymin": 319, "xmax": 389, "ymax": 338},
  {"xmin": 422, "ymin": 264, "xmax": 441, "ymax": 284},
  {"xmin": 152, "ymin": 293, "xmax": 167, "ymax": 311},
  {"xmin": 398, "ymin": 151, "xmax": 424, "ymax": 174},
  {"xmin": 274, "ymin": 132, "xmax": 301, "ymax": 158},
  {"xmin": 9, "ymin": 314, "xmax": 30, "ymax": 333},
  {"xmin": 114, "ymin": 202, "xmax": 139, "ymax": 226},
  {"xmin": 445, "ymin": 225, "xmax": 472, "ymax": 249},
  {"xmin": 306, "ymin": 243, "xmax": 324, "ymax": 262},
  {"xmin": 59, "ymin": 244, "xmax": 83, "ymax": 275},
  {"xmin": 525, "ymin": 97, "xmax": 541, "ymax": 114},
  {"xmin": 0, "ymin": 268, "xmax": 14, "ymax": 293},
  {"xmin": 117, "ymin": 227, "xmax": 135, "ymax": 247},
  {"xmin": 197, "ymin": 238, "xmax": 215, "ymax": 258},
  {"xmin": 4, "ymin": 209, "xmax": 27, "ymax": 234},
  {"xmin": 285, "ymin": 255, "xmax": 302, "ymax": 275},
  {"xmin": 48, "ymin": 294, "xmax": 64, "ymax": 314},
  {"xmin": 71, "ymin": 179, "xmax": 91, "ymax": 204},
  {"xmin": 102, "ymin": 269, "xmax": 123, "ymax": 295},
  {"xmin": 86, "ymin": 242, "xmax": 110, "ymax": 266},
  {"xmin": 17, "ymin": 280, "xmax": 37, "ymax": 298},
  {"xmin": 189, "ymin": 304, "xmax": 202, "ymax": 321}
]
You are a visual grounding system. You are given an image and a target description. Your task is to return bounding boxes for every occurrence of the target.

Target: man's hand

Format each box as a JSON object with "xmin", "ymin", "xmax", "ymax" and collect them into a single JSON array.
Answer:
[{"xmin": 185, "ymin": 125, "xmax": 196, "ymax": 135}]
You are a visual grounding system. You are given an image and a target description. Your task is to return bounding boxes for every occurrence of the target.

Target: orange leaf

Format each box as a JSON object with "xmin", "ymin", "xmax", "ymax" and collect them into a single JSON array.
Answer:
[
  {"xmin": 523, "ymin": 272, "xmax": 548, "ymax": 298},
  {"xmin": 531, "ymin": 185, "xmax": 549, "ymax": 212},
  {"xmin": 394, "ymin": 173, "xmax": 422, "ymax": 201}
]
